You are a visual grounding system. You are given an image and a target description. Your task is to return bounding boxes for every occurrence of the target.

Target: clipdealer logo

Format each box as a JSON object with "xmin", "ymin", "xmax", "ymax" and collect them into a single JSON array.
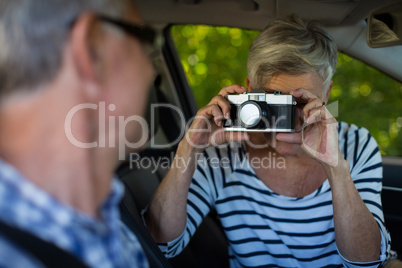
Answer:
[
  {"xmin": 64, "ymin": 102, "xmax": 186, "ymax": 160},
  {"xmin": 64, "ymin": 100, "xmax": 340, "ymax": 166}
]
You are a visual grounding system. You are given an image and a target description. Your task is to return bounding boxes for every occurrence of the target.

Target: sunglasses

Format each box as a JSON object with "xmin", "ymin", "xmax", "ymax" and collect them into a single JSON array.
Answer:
[{"xmin": 98, "ymin": 15, "xmax": 163, "ymax": 56}]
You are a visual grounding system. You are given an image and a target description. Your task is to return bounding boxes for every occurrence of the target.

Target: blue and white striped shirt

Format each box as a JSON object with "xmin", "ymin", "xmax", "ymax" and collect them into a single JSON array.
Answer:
[
  {"xmin": 159, "ymin": 122, "xmax": 390, "ymax": 267},
  {"xmin": 0, "ymin": 159, "xmax": 148, "ymax": 268}
]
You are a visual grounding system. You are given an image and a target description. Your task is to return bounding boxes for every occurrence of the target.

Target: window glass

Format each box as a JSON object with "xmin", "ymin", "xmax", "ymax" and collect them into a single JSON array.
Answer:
[{"xmin": 171, "ymin": 25, "xmax": 402, "ymax": 157}]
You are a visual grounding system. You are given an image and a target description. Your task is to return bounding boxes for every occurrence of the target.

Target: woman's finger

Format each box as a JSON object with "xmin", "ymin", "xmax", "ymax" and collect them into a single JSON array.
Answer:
[
  {"xmin": 306, "ymin": 106, "xmax": 326, "ymax": 125},
  {"xmin": 218, "ymin": 84, "xmax": 248, "ymax": 97},
  {"xmin": 290, "ymin": 88, "xmax": 320, "ymax": 103},
  {"xmin": 208, "ymin": 95, "xmax": 232, "ymax": 119},
  {"xmin": 207, "ymin": 105, "xmax": 226, "ymax": 127},
  {"xmin": 303, "ymin": 98, "xmax": 323, "ymax": 121}
]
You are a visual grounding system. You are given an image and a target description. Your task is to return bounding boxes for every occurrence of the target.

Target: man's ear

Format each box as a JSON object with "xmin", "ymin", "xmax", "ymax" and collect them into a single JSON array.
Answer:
[
  {"xmin": 246, "ymin": 77, "xmax": 253, "ymax": 91},
  {"xmin": 70, "ymin": 13, "xmax": 101, "ymax": 98},
  {"xmin": 325, "ymin": 81, "xmax": 333, "ymax": 102}
]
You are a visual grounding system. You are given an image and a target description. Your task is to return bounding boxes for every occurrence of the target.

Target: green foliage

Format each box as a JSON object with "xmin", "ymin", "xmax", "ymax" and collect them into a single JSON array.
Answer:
[
  {"xmin": 171, "ymin": 25, "xmax": 402, "ymax": 157},
  {"xmin": 171, "ymin": 25, "xmax": 259, "ymax": 107},
  {"xmin": 332, "ymin": 54, "xmax": 402, "ymax": 156}
]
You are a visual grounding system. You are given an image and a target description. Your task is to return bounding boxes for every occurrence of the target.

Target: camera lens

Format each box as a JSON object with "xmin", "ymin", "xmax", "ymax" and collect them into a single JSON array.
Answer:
[{"xmin": 239, "ymin": 101, "xmax": 262, "ymax": 128}]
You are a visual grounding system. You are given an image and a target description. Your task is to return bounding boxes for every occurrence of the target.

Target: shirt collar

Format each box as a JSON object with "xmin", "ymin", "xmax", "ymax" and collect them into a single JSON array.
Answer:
[{"xmin": 0, "ymin": 158, "xmax": 124, "ymax": 228}]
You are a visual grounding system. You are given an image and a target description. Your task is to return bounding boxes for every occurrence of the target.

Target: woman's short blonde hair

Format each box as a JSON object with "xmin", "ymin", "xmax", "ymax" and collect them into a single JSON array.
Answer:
[{"xmin": 247, "ymin": 15, "xmax": 338, "ymax": 92}]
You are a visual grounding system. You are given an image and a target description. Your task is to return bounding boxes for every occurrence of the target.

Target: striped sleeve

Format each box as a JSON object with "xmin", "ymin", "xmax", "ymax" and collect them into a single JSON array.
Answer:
[
  {"xmin": 338, "ymin": 123, "xmax": 391, "ymax": 267},
  {"xmin": 158, "ymin": 147, "xmax": 225, "ymax": 258}
]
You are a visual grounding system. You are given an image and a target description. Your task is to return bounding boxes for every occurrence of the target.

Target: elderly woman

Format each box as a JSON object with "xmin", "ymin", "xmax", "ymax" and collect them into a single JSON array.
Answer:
[{"xmin": 145, "ymin": 16, "xmax": 390, "ymax": 267}]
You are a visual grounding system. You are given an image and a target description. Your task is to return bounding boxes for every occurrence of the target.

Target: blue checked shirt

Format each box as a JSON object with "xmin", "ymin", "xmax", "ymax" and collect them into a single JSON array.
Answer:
[{"xmin": 0, "ymin": 159, "xmax": 149, "ymax": 268}]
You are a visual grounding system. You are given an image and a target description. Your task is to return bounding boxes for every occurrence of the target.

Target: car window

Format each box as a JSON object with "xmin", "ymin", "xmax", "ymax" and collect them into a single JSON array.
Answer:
[{"xmin": 171, "ymin": 24, "xmax": 402, "ymax": 157}]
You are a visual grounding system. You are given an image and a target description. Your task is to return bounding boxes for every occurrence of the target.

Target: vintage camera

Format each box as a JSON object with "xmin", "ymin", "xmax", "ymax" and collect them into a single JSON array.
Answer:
[{"xmin": 224, "ymin": 88, "xmax": 296, "ymax": 132}]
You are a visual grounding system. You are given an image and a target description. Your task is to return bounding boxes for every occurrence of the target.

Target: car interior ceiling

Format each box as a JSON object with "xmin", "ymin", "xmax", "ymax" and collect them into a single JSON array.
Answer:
[
  {"xmin": 140, "ymin": 0, "xmax": 402, "ymax": 83},
  {"xmin": 115, "ymin": 0, "xmax": 402, "ymax": 267}
]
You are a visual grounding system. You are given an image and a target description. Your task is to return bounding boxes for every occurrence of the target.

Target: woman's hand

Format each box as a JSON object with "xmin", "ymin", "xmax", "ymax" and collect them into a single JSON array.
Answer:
[
  {"xmin": 277, "ymin": 88, "xmax": 340, "ymax": 167},
  {"xmin": 184, "ymin": 84, "xmax": 249, "ymax": 151}
]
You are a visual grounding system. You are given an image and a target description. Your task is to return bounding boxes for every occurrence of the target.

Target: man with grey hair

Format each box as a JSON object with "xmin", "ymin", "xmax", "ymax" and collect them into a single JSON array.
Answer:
[
  {"xmin": 0, "ymin": 0, "xmax": 156, "ymax": 267},
  {"xmin": 145, "ymin": 16, "xmax": 390, "ymax": 267}
]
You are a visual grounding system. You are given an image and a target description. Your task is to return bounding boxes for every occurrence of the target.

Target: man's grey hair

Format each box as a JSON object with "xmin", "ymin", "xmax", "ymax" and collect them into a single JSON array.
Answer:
[
  {"xmin": 247, "ymin": 15, "xmax": 338, "ymax": 93},
  {"xmin": 0, "ymin": 0, "xmax": 131, "ymax": 97}
]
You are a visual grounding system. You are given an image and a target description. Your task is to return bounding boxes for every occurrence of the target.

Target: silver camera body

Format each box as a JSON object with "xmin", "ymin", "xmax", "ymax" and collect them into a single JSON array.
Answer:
[{"xmin": 224, "ymin": 88, "xmax": 296, "ymax": 132}]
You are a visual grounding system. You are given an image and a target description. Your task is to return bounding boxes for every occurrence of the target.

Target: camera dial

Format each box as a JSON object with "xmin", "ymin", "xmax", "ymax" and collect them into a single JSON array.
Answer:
[
  {"xmin": 239, "ymin": 102, "xmax": 260, "ymax": 127},
  {"xmin": 239, "ymin": 101, "xmax": 268, "ymax": 128}
]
